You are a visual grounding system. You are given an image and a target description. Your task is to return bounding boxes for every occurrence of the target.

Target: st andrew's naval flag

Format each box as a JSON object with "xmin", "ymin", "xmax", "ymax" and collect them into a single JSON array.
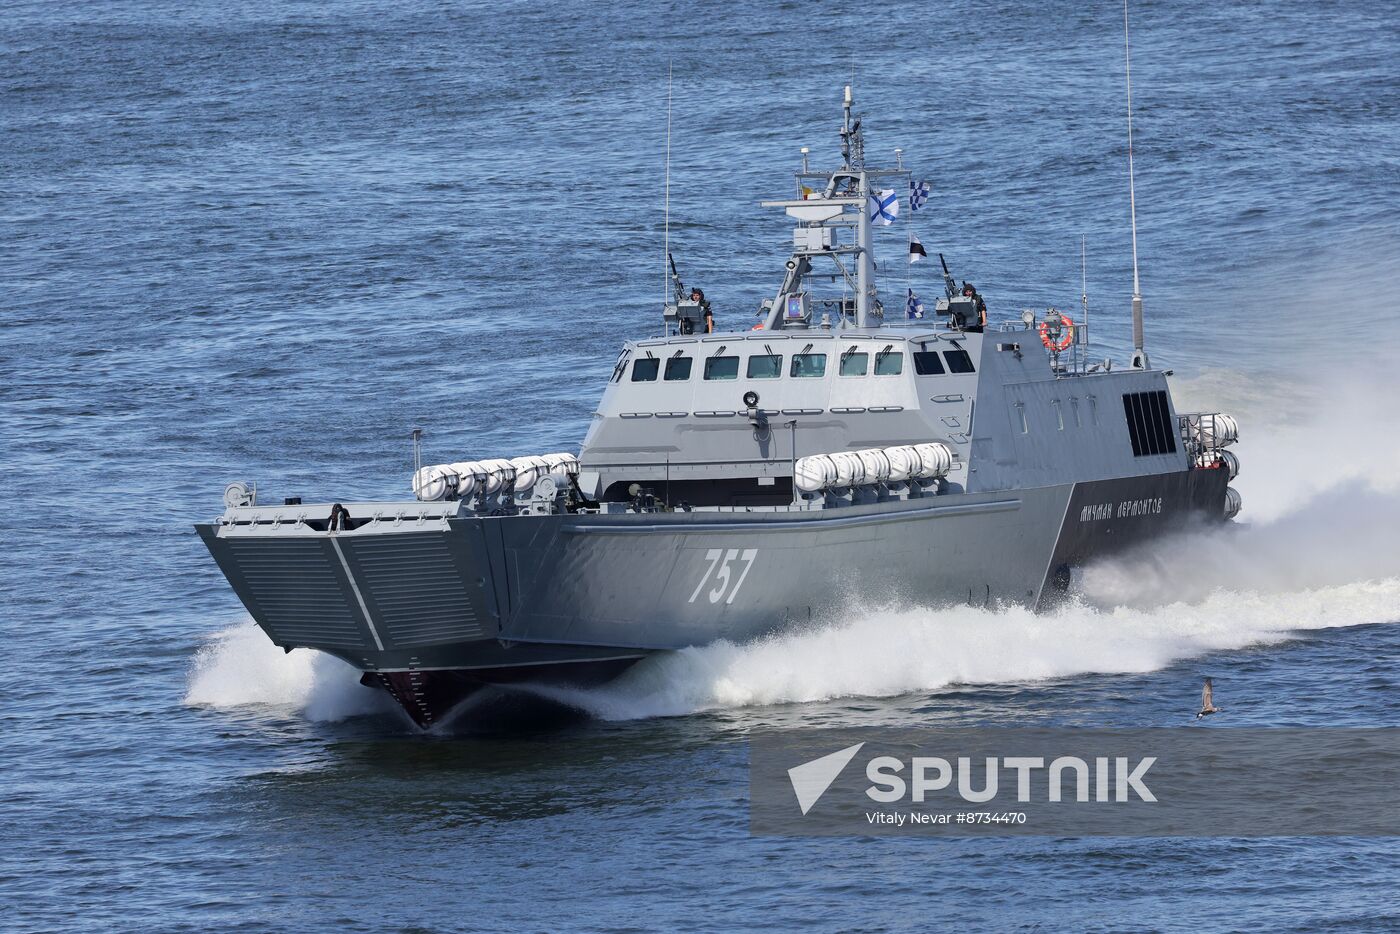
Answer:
[
  {"xmin": 908, "ymin": 233, "xmax": 927, "ymax": 263},
  {"xmin": 906, "ymin": 288, "xmax": 925, "ymax": 320},
  {"xmin": 868, "ymin": 188, "xmax": 898, "ymax": 226},
  {"xmin": 909, "ymin": 179, "xmax": 931, "ymax": 212}
]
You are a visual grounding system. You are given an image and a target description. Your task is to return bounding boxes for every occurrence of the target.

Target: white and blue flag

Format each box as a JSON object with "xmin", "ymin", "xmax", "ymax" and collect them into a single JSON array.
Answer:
[
  {"xmin": 909, "ymin": 179, "xmax": 930, "ymax": 212},
  {"xmin": 868, "ymin": 188, "xmax": 898, "ymax": 226},
  {"xmin": 906, "ymin": 288, "xmax": 925, "ymax": 320}
]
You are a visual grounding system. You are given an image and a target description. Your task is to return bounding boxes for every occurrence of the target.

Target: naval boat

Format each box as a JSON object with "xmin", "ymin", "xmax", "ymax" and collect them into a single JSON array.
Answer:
[{"xmin": 198, "ymin": 87, "xmax": 1242, "ymax": 727}]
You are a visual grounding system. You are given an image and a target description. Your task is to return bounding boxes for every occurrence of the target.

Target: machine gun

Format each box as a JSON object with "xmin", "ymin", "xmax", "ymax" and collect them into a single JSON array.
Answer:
[
  {"xmin": 663, "ymin": 252, "xmax": 705, "ymax": 335},
  {"xmin": 668, "ymin": 252, "xmax": 687, "ymax": 306},
  {"xmin": 934, "ymin": 252, "xmax": 981, "ymax": 330},
  {"xmin": 938, "ymin": 252, "xmax": 958, "ymax": 300}
]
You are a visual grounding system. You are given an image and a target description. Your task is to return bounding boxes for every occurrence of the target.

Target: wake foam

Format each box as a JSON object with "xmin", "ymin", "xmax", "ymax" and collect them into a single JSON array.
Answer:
[
  {"xmin": 527, "ymin": 579, "xmax": 1400, "ymax": 721},
  {"xmin": 184, "ymin": 622, "xmax": 394, "ymax": 722},
  {"xmin": 185, "ymin": 571, "xmax": 1400, "ymax": 725}
]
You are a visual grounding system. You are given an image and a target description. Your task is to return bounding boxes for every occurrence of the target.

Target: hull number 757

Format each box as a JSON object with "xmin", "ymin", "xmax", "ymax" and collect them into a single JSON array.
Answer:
[{"xmin": 689, "ymin": 548, "xmax": 759, "ymax": 605}]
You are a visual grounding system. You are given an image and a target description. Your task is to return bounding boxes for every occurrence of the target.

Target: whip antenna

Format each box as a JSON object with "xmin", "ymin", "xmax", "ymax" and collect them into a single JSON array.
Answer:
[
  {"xmin": 1081, "ymin": 235, "xmax": 1089, "ymax": 352},
  {"xmin": 1124, "ymin": 0, "xmax": 1148, "ymax": 368},
  {"xmin": 663, "ymin": 62, "xmax": 673, "ymax": 309}
]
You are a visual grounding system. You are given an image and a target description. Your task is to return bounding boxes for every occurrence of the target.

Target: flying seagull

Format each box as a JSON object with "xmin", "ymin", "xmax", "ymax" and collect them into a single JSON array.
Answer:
[{"xmin": 1196, "ymin": 678, "xmax": 1222, "ymax": 719}]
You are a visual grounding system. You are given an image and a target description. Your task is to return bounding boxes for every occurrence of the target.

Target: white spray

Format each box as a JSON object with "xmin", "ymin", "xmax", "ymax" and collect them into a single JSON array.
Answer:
[{"xmin": 185, "ymin": 622, "xmax": 394, "ymax": 722}]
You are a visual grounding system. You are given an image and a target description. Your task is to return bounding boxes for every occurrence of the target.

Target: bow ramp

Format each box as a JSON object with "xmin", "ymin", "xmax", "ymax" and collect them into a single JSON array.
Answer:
[{"xmin": 197, "ymin": 503, "xmax": 647, "ymax": 727}]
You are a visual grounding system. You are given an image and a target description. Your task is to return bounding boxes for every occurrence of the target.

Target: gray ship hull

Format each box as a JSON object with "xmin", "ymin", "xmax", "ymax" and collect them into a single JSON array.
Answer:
[{"xmin": 197, "ymin": 467, "xmax": 1227, "ymax": 726}]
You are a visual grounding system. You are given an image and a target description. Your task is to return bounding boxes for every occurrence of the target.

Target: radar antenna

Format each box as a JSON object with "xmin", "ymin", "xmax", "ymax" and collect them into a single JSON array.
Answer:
[
  {"xmin": 1124, "ymin": 0, "xmax": 1149, "ymax": 369},
  {"xmin": 839, "ymin": 84, "xmax": 864, "ymax": 169}
]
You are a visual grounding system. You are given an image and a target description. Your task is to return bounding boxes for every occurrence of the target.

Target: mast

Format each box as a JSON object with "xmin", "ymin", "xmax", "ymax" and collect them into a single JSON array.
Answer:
[
  {"xmin": 758, "ymin": 86, "xmax": 907, "ymax": 331},
  {"xmin": 843, "ymin": 85, "xmax": 874, "ymax": 328}
]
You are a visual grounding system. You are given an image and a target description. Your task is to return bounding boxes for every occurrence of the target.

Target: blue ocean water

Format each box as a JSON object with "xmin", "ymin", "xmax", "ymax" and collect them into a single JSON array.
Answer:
[{"xmin": 3, "ymin": 1, "xmax": 1400, "ymax": 931}]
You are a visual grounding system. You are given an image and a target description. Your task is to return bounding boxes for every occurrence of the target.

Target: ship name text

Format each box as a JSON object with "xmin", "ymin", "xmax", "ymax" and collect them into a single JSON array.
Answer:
[{"xmin": 1079, "ymin": 497, "xmax": 1164, "ymax": 522}]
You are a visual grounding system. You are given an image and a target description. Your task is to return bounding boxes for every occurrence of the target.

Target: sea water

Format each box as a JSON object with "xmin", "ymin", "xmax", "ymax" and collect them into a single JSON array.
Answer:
[{"xmin": 4, "ymin": 1, "xmax": 1399, "ymax": 929}]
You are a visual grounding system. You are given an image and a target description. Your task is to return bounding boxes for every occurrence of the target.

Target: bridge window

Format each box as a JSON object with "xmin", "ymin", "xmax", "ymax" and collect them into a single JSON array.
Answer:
[
  {"xmin": 943, "ymin": 349, "xmax": 976, "ymax": 374},
  {"xmin": 912, "ymin": 351, "xmax": 945, "ymax": 375},
  {"xmin": 839, "ymin": 351, "xmax": 869, "ymax": 376},
  {"xmin": 664, "ymin": 356, "xmax": 692, "ymax": 381},
  {"xmin": 790, "ymin": 353, "xmax": 827, "ymax": 378},
  {"xmin": 1122, "ymin": 390, "xmax": 1178, "ymax": 457},
  {"xmin": 746, "ymin": 354, "xmax": 782, "ymax": 379},
  {"xmin": 874, "ymin": 351, "xmax": 903, "ymax": 375},
  {"xmin": 631, "ymin": 358, "xmax": 659, "ymax": 382},
  {"xmin": 704, "ymin": 356, "xmax": 740, "ymax": 381}
]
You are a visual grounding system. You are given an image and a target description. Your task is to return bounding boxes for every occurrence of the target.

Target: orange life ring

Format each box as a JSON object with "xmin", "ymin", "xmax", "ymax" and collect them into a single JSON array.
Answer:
[
  {"xmin": 1038, "ymin": 313, "xmax": 1074, "ymax": 352},
  {"xmin": 751, "ymin": 323, "xmax": 765, "ymax": 330}
]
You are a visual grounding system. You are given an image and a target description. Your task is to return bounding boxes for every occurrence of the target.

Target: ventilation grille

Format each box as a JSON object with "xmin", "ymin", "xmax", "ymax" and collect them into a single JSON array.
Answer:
[
  {"xmin": 349, "ymin": 535, "xmax": 484, "ymax": 647},
  {"xmin": 225, "ymin": 539, "xmax": 368, "ymax": 649},
  {"xmin": 1122, "ymin": 390, "xmax": 1178, "ymax": 457}
]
